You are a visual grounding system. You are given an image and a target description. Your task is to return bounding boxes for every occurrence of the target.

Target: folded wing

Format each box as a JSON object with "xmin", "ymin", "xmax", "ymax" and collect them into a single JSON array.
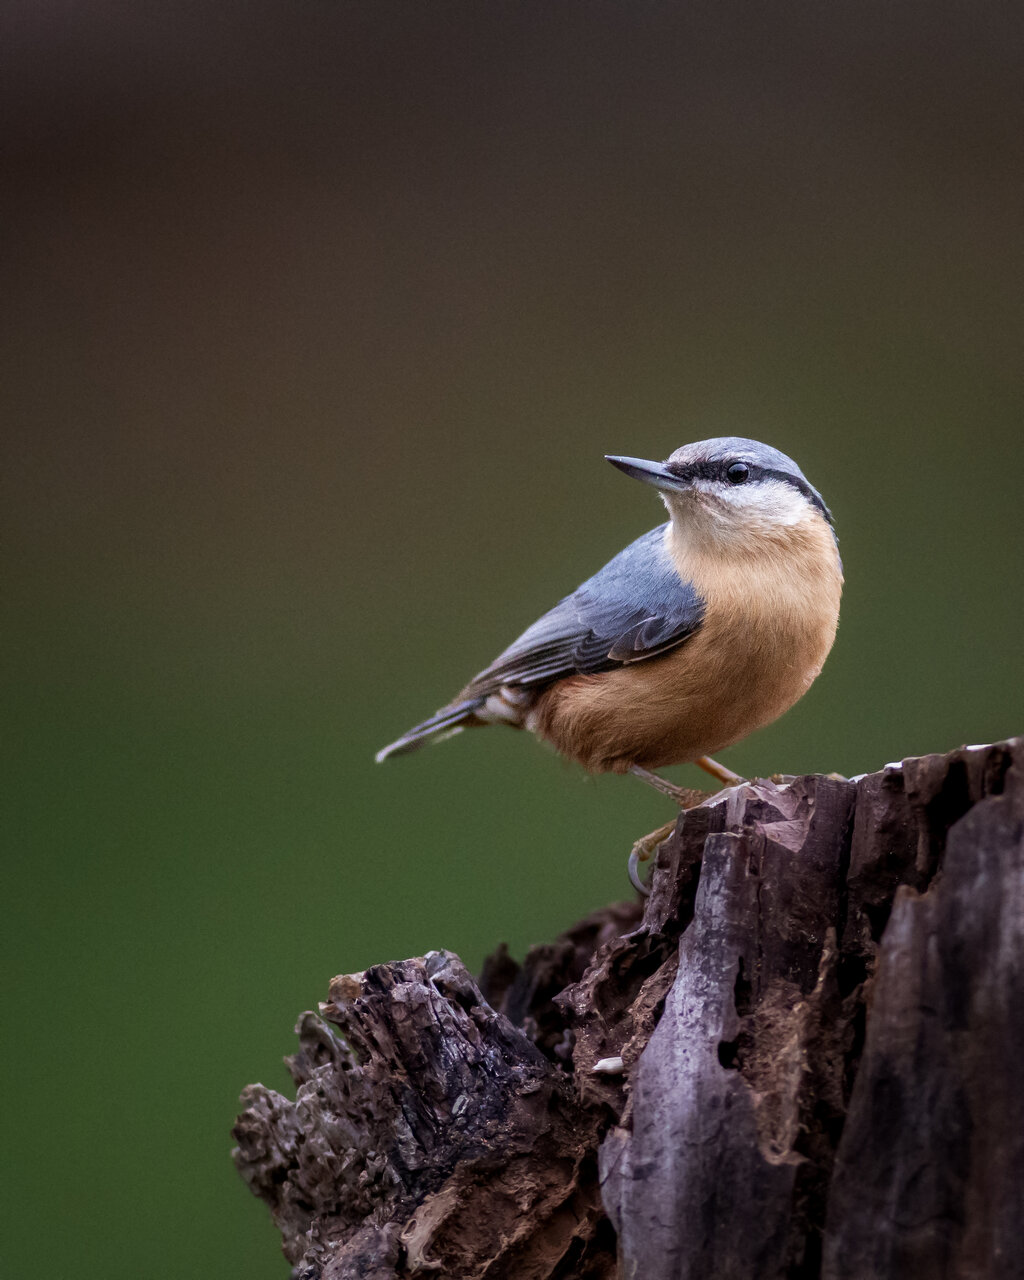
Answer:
[
  {"xmin": 462, "ymin": 524, "xmax": 704, "ymax": 695},
  {"xmin": 376, "ymin": 524, "xmax": 705, "ymax": 760}
]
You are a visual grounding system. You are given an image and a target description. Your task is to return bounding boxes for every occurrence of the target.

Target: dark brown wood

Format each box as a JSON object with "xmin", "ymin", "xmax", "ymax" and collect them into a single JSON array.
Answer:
[
  {"xmin": 233, "ymin": 739, "xmax": 1024, "ymax": 1279},
  {"xmin": 822, "ymin": 747, "xmax": 1024, "ymax": 1280}
]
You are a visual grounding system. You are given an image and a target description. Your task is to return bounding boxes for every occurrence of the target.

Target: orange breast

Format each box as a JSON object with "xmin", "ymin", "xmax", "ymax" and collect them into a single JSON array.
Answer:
[{"xmin": 530, "ymin": 517, "xmax": 842, "ymax": 773}]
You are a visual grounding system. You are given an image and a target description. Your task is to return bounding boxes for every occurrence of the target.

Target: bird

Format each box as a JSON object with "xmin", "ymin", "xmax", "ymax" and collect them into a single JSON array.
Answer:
[{"xmin": 376, "ymin": 437, "xmax": 842, "ymax": 884}]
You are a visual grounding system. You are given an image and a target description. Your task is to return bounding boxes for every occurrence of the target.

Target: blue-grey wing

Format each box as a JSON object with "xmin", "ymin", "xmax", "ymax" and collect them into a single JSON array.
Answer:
[{"xmin": 462, "ymin": 524, "xmax": 705, "ymax": 698}]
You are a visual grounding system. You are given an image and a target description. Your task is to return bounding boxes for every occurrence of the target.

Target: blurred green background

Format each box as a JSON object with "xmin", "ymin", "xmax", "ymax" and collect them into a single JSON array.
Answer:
[{"xmin": 2, "ymin": 2, "xmax": 1022, "ymax": 1276}]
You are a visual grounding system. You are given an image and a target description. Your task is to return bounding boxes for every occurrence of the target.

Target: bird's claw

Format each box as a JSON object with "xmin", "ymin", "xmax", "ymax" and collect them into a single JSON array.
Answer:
[
  {"xmin": 628, "ymin": 819, "xmax": 677, "ymax": 896},
  {"xmin": 627, "ymin": 842, "xmax": 652, "ymax": 896}
]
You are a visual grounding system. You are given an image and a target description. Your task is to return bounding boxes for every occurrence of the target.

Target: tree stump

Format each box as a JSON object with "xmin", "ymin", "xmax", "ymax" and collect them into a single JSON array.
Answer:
[{"xmin": 232, "ymin": 738, "xmax": 1024, "ymax": 1279}]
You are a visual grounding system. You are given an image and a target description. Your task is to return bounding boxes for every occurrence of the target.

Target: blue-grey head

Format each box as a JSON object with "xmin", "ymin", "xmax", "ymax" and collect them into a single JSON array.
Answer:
[{"xmin": 606, "ymin": 437, "xmax": 834, "ymax": 547}]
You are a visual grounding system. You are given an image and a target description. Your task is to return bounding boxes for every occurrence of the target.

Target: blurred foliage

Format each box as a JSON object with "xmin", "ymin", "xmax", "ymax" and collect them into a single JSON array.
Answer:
[{"xmin": 2, "ymin": 3, "xmax": 1022, "ymax": 1277}]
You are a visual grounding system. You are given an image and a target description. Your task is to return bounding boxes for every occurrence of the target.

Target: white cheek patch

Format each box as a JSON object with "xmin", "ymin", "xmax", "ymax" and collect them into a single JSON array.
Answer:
[{"xmin": 718, "ymin": 478, "xmax": 808, "ymax": 527}]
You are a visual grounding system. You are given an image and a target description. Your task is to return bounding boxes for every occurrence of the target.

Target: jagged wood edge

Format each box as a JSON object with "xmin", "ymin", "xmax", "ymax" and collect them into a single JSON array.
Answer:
[{"xmin": 232, "ymin": 738, "xmax": 1024, "ymax": 1280}]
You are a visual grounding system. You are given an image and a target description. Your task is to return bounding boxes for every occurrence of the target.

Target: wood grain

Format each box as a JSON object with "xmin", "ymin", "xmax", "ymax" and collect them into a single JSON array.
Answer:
[{"xmin": 233, "ymin": 739, "xmax": 1024, "ymax": 1279}]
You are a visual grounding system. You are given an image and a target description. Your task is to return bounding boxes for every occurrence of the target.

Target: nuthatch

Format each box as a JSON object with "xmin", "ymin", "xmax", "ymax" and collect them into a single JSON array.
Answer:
[{"xmin": 377, "ymin": 438, "xmax": 842, "ymax": 883}]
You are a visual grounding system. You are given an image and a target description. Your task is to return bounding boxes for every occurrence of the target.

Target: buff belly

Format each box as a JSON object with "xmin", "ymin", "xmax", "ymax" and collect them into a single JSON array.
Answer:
[{"xmin": 529, "ymin": 576, "xmax": 841, "ymax": 774}]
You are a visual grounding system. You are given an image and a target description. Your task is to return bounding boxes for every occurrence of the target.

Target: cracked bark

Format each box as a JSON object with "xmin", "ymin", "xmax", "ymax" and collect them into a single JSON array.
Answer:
[{"xmin": 233, "ymin": 738, "xmax": 1024, "ymax": 1280}]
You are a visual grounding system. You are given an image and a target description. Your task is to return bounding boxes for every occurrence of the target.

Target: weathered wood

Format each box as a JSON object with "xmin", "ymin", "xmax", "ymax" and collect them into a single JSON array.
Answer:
[
  {"xmin": 601, "ymin": 776, "xmax": 856, "ymax": 1279},
  {"xmin": 233, "ymin": 739, "xmax": 1024, "ymax": 1279},
  {"xmin": 232, "ymin": 950, "xmax": 618, "ymax": 1278},
  {"xmin": 822, "ymin": 748, "xmax": 1024, "ymax": 1279}
]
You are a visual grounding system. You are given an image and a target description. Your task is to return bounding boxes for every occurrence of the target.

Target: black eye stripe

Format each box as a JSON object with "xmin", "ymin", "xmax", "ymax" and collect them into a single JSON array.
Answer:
[
  {"xmin": 663, "ymin": 458, "xmax": 760, "ymax": 485},
  {"xmin": 662, "ymin": 459, "xmax": 834, "ymax": 526}
]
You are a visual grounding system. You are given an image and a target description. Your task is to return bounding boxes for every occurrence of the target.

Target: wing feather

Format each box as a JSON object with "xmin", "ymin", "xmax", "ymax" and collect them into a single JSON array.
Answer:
[{"xmin": 461, "ymin": 524, "xmax": 705, "ymax": 698}]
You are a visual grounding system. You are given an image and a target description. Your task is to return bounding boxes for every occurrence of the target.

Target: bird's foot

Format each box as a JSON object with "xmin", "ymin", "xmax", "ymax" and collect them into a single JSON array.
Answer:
[
  {"xmin": 627, "ymin": 764, "xmax": 744, "ymax": 895},
  {"xmin": 626, "ymin": 777, "xmax": 713, "ymax": 895},
  {"xmin": 628, "ymin": 820, "xmax": 677, "ymax": 896}
]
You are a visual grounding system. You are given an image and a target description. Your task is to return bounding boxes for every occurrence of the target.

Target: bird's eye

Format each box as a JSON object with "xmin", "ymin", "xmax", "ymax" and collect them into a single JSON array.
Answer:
[{"xmin": 726, "ymin": 462, "xmax": 750, "ymax": 484}]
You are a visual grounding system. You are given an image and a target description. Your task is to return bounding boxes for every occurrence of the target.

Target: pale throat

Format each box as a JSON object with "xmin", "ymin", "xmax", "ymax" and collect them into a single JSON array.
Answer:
[{"xmin": 663, "ymin": 500, "xmax": 838, "ymax": 596}]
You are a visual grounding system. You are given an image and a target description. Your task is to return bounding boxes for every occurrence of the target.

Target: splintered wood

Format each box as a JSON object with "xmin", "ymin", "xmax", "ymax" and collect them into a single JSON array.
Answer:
[{"xmin": 233, "ymin": 740, "xmax": 1024, "ymax": 1280}]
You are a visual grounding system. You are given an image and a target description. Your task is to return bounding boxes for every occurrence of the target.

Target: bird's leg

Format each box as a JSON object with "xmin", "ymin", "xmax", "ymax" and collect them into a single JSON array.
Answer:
[
  {"xmin": 628, "ymin": 764, "xmax": 709, "ymax": 808},
  {"xmin": 627, "ymin": 766, "xmax": 713, "ymax": 895},
  {"xmin": 695, "ymin": 755, "xmax": 746, "ymax": 787}
]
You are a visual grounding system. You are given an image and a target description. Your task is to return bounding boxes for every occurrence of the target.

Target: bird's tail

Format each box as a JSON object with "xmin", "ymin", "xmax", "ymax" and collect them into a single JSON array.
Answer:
[{"xmin": 375, "ymin": 698, "xmax": 484, "ymax": 763}]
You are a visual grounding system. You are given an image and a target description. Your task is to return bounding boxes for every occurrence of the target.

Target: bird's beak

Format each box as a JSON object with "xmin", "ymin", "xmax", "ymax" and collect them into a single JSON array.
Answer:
[{"xmin": 605, "ymin": 455, "xmax": 688, "ymax": 492}]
